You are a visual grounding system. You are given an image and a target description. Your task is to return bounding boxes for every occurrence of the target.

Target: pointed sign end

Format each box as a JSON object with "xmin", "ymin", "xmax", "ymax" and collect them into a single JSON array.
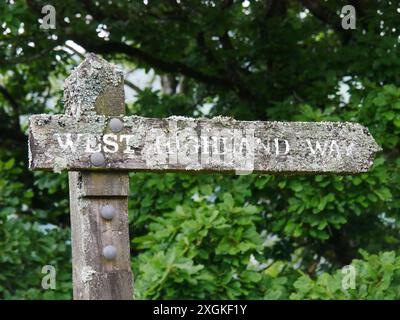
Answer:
[
  {"xmin": 372, "ymin": 139, "xmax": 383, "ymax": 153},
  {"xmin": 362, "ymin": 125, "xmax": 382, "ymax": 154},
  {"xmin": 360, "ymin": 125, "xmax": 382, "ymax": 172}
]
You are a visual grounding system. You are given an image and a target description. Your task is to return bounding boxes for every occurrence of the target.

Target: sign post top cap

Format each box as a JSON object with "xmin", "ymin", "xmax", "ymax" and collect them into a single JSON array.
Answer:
[{"xmin": 64, "ymin": 53, "xmax": 124, "ymax": 117}]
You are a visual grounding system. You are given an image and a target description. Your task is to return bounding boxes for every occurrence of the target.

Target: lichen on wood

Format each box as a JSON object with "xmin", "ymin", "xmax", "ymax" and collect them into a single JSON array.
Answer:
[
  {"xmin": 28, "ymin": 114, "xmax": 382, "ymax": 174},
  {"xmin": 63, "ymin": 53, "xmax": 133, "ymax": 300},
  {"xmin": 64, "ymin": 53, "xmax": 124, "ymax": 117}
]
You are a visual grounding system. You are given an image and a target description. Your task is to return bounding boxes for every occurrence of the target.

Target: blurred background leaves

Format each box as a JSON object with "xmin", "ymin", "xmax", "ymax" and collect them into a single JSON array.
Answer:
[{"xmin": 0, "ymin": 0, "xmax": 399, "ymax": 299}]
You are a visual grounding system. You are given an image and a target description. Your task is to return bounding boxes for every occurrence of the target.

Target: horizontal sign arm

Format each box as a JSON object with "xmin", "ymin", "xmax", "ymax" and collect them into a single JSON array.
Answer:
[{"xmin": 28, "ymin": 114, "xmax": 381, "ymax": 174}]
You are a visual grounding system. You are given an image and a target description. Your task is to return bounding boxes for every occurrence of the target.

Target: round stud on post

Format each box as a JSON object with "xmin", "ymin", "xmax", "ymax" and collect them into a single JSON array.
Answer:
[
  {"xmin": 102, "ymin": 245, "xmax": 117, "ymax": 261},
  {"xmin": 109, "ymin": 118, "xmax": 123, "ymax": 133},
  {"xmin": 90, "ymin": 152, "xmax": 105, "ymax": 167},
  {"xmin": 100, "ymin": 205, "xmax": 116, "ymax": 220}
]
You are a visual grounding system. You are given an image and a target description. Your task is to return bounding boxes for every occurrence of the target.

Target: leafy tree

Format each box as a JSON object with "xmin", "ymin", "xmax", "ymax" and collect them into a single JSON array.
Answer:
[
  {"xmin": 0, "ymin": 0, "xmax": 399, "ymax": 299},
  {"xmin": 292, "ymin": 251, "xmax": 400, "ymax": 300}
]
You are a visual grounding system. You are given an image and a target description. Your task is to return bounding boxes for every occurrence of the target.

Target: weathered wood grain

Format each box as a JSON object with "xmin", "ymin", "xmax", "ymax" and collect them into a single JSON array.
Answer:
[
  {"xmin": 29, "ymin": 115, "xmax": 381, "ymax": 174},
  {"xmin": 64, "ymin": 54, "xmax": 133, "ymax": 300},
  {"xmin": 27, "ymin": 53, "xmax": 382, "ymax": 301},
  {"xmin": 81, "ymin": 172, "xmax": 129, "ymax": 197},
  {"xmin": 69, "ymin": 173, "xmax": 132, "ymax": 299}
]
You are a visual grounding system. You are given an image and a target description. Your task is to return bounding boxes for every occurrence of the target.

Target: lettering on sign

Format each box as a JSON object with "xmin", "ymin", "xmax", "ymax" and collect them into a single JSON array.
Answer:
[{"xmin": 28, "ymin": 115, "xmax": 381, "ymax": 174}]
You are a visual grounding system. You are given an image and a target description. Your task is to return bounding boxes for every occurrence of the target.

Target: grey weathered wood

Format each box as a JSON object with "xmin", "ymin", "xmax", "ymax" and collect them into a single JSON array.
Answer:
[
  {"xmin": 69, "ymin": 173, "xmax": 132, "ymax": 299},
  {"xmin": 64, "ymin": 54, "xmax": 133, "ymax": 299},
  {"xmin": 81, "ymin": 172, "xmax": 129, "ymax": 197},
  {"xmin": 27, "ymin": 53, "xmax": 382, "ymax": 301},
  {"xmin": 29, "ymin": 115, "xmax": 381, "ymax": 174}
]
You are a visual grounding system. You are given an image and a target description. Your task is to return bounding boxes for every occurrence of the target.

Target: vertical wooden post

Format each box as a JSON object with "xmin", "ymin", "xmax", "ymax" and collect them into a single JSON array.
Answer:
[{"xmin": 65, "ymin": 54, "xmax": 133, "ymax": 300}]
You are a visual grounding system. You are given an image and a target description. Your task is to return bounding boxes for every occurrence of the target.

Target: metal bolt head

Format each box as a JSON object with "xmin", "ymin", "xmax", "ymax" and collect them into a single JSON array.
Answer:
[
  {"xmin": 103, "ymin": 245, "xmax": 117, "ymax": 260},
  {"xmin": 90, "ymin": 152, "xmax": 105, "ymax": 167},
  {"xmin": 101, "ymin": 205, "xmax": 116, "ymax": 220},
  {"xmin": 109, "ymin": 118, "xmax": 123, "ymax": 133}
]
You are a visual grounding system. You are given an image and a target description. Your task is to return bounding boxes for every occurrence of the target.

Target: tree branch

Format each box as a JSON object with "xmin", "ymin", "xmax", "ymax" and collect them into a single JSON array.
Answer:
[
  {"xmin": 70, "ymin": 34, "xmax": 233, "ymax": 91},
  {"xmin": 124, "ymin": 79, "xmax": 143, "ymax": 94},
  {"xmin": 77, "ymin": 0, "xmax": 257, "ymax": 99},
  {"xmin": 27, "ymin": 0, "xmax": 258, "ymax": 102},
  {"xmin": 0, "ymin": 85, "xmax": 19, "ymax": 112},
  {"xmin": 0, "ymin": 46, "xmax": 57, "ymax": 66},
  {"xmin": 265, "ymin": 0, "xmax": 288, "ymax": 18},
  {"xmin": 0, "ymin": 84, "xmax": 24, "ymax": 143},
  {"xmin": 64, "ymin": 43, "xmax": 143, "ymax": 94},
  {"xmin": 299, "ymin": 0, "xmax": 351, "ymax": 42}
]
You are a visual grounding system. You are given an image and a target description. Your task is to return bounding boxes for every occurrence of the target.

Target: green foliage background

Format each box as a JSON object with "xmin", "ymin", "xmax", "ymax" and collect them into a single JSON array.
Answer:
[{"xmin": 0, "ymin": 0, "xmax": 399, "ymax": 299}]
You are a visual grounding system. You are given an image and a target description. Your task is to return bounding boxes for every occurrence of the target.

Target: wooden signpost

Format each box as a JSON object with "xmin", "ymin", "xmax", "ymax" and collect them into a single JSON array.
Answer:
[{"xmin": 28, "ymin": 54, "xmax": 381, "ymax": 300}]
